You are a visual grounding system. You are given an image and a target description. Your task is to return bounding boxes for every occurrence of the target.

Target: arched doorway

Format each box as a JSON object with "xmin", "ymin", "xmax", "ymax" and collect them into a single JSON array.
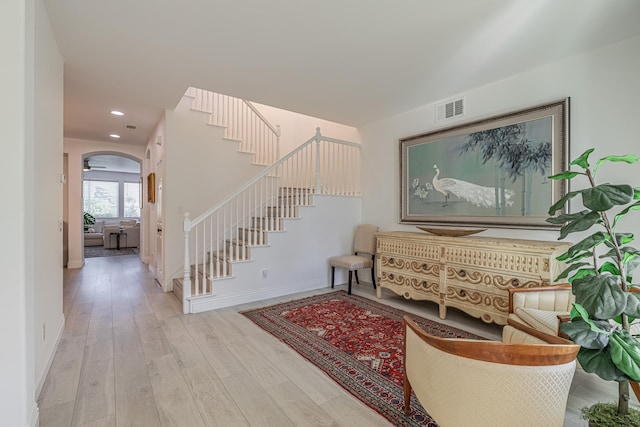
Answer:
[{"xmin": 82, "ymin": 152, "xmax": 143, "ymax": 260}]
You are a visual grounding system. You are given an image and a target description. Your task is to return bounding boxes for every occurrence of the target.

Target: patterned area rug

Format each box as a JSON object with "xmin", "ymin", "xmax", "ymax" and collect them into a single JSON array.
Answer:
[
  {"xmin": 242, "ymin": 291, "xmax": 484, "ymax": 426},
  {"xmin": 84, "ymin": 246, "xmax": 139, "ymax": 258}
]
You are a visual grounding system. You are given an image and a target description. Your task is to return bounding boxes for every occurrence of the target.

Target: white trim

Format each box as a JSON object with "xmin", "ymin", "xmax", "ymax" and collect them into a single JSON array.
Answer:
[
  {"xmin": 66, "ymin": 259, "xmax": 84, "ymax": 269},
  {"xmin": 35, "ymin": 315, "xmax": 65, "ymax": 399},
  {"xmin": 28, "ymin": 401, "xmax": 39, "ymax": 427},
  {"xmin": 188, "ymin": 280, "xmax": 328, "ymax": 313}
]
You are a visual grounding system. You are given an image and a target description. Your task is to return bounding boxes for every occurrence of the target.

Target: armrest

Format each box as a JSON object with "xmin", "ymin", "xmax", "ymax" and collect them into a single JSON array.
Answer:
[
  {"xmin": 506, "ymin": 318, "xmax": 574, "ymax": 345},
  {"xmin": 508, "ymin": 284, "xmax": 573, "ymax": 314}
]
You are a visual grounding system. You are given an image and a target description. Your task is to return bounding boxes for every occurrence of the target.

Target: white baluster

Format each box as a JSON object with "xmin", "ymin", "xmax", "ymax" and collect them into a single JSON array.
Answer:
[{"xmin": 183, "ymin": 213, "xmax": 191, "ymax": 314}]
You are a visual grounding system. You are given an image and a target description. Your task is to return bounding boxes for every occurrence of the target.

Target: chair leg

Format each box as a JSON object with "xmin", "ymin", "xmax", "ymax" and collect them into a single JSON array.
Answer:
[
  {"xmin": 348, "ymin": 271, "xmax": 353, "ymax": 295},
  {"xmin": 371, "ymin": 256, "xmax": 376, "ymax": 290},
  {"xmin": 404, "ymin": 371, "xmax": 412, "ymax": 415},
  {"xmin": 331, "ymin": 266, "xmax": 335, "ymax": 289},
  {"xmin": 355, "ymin": 270, "xmax": 360, "ymax": 284}
]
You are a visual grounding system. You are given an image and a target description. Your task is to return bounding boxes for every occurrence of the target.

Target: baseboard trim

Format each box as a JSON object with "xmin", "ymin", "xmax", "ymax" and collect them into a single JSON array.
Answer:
[
  {"xmin": 35, "ymin": 314, "xmax": 65, "ymax": 399},
  {"xmin": 29, "ymin": 400, "xmax": 39, "ymax": 427},
  {"xmin": 66, "ymin": 259, "xmax": 84, "ymax": 269},
  {"xmin": 189, "ymin": 280, "xmax": 327, "ymax": 313}
]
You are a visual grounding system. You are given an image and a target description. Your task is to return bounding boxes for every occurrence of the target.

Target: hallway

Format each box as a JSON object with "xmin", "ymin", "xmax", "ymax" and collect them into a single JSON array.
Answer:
[{"xmin": 38, "ymin": 256, "xmax": 631, "ymax": 426}]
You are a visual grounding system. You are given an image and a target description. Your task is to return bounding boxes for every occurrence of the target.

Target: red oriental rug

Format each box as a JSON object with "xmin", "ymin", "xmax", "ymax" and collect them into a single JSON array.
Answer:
[{"xmin": 241, "ymin": 291, "xmax": 485, "ymax": 426}]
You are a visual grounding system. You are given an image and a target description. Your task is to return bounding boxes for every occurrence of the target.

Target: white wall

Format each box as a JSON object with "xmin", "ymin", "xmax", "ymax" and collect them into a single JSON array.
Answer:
[
  {"xmin": 64, "ymin": 138, "xmax": 144, "ymax": 268},
  {"xmin": 252, "ymin": 101, "xmax": 361, "ymax": 155},
  {"xmin": 1, "ymin": 1, "xmax": 31, "ymax": 424},
  {"xmin": 143, "ymin": 116, "xmax": 165, "ymax": 269},
  {"xmin": 32, "ymin": 0, "xmax": 65, "ymax": 403},
  {"xmin": 360, "ymin": 35, "xmax": 640, "ymax": 245},
  {"xmin": 0, "ymin": 0, "xmax": 63, "ymax": 425}
]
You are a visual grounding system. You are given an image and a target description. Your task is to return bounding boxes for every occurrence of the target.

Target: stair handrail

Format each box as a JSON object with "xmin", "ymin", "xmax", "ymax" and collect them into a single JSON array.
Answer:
[
  {"xmin": 187, "ymin": 87, "xmax": 281, "ymax": 164},
  {"xmin": 181, "ymin": 128, "xmax": 360, "ymax": 312},
  {"xmin": 244, "ymin": 100, "xmax": 281, "ymax": 137},
  {"xmin": 188, "ymin": 128, "xmax": 358, "ymax": 228}
]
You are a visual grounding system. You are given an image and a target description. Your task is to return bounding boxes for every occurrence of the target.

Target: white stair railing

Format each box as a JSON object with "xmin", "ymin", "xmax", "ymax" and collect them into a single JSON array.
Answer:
[
  {"xmin": 186, "ymin": 87, "xmax": 281, "ymax": 165},
  {"xmin": 181, "ymin": 128, "xmax": 361, "ymax": 313}
]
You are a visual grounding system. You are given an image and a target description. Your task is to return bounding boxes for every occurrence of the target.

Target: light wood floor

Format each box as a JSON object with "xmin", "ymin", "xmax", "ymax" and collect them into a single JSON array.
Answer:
[{"xmin": 38, "ymin": 255, "xmax": 637, "ymax": 427}]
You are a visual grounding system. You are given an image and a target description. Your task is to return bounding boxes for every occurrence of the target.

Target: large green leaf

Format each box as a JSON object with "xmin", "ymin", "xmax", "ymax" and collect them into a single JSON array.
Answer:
[
  {"xmin": 555, "ymin": 262, "xmax": 591, "ymax": 281},
  {"xmin": 548, "ymin": 190, "xmax": 581, "ymax": 216},
  {"xmin": 577, "ymin": 347, "xmax": 629, "ymax": 382},
  {"xmin": 615, "ymin": 233, "xmax": 635, "ymax": 246},
  {"xmin": 570, "ymin": 148, "xmax": 595, "ymax": 169},
  {"xmin": 625, "ymin": 256, "xmax": 640, "ymax": 279},
  {"xmin": 548, "ymin": 171, "xmax": 585, "ymax": 180},
  {"xmin": 625, "ymin": 292, "xmax": 640, "ymax": 317},
  {"xmin": 613, "ymin": 202, "xmax": 640, "ymax": 228},
  {"xmin": 560, "ymin": 317, "xmax": 609, "ymax": 349},
  {"xmin": 568, "ymin": 268, "xmax": 597, "ymax": 283},
  {"xmin": 546, "ymin": 210, "xmax": 590, "ymax": 225},
  {"xmin": 594, "ymin": 154, "xmax": 639, "ymax": 174},
  {"xmin": 610, "ymin": 330, "xmax": 640, "ymax": 381},
  {"xmin": 598, "ymin": 261, "xmax": 621, "ymax": 276},
  {"xmin": 573, "ymin": 275, "xmax": 626, "ymax": 319},
  {"xmin": 564, "ymin": 232, "xmax": 609, "ymax": 258},
  {"xmin": 581, "ymin": 184, "xmax": 634, "ymax": 211},
  {"xmin": 558, "ymin": 211, "xmax": 602, "ymax": 240}
]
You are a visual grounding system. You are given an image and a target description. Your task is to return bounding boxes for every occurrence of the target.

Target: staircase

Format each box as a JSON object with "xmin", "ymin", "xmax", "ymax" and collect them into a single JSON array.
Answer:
[
  {"xmin": 185, "ymin": 87, "xmax": 280, "ymax": 166},
  {"xmin": 173, "ymin": 186, "xmax": 313, "ymax": 302},
  {"xmin": 176, "ymin": 125, "xmax": 361, "ymax": 314}
]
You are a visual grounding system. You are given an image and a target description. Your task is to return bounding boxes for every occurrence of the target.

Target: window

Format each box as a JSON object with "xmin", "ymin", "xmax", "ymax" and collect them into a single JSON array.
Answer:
[
  {"xmin": 124, "ymin": 182, "xmax": 141, "ymax": 218},
  {"xmin": 83, "ymin": 180, "xmax": 119, "ymax": 218}
]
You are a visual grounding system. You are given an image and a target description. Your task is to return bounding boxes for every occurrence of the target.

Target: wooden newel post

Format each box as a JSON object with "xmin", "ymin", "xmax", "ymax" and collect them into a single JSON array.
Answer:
[{"xmin": 183, "ymin": 212, "xmax": 192, "ymax": 314}]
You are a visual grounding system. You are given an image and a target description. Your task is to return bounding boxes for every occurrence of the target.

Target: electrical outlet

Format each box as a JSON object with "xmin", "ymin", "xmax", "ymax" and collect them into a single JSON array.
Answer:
[{"xmin": 261, "ymin": 269, "xmax": 268, "ymax": 279}]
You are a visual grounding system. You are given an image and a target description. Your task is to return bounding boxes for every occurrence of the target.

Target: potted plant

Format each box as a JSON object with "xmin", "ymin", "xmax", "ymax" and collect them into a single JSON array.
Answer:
[
  {"xmin": 547, "ymin": 148, "xmax": 640, "ymax": 425},
  {"xmin": 83, "ymin": 212, "xmax": 95, "ymax": 232}
]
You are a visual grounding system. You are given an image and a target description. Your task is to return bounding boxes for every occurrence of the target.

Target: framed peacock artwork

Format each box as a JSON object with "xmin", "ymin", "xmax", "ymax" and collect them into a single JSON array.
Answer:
[{"xmin": 399, "ymin": 99, "xmax": 569, "ymax": 228}]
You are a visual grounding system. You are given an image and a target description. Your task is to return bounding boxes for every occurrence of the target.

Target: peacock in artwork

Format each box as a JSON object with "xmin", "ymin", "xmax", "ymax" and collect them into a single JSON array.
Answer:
[{"xmin": 432, "ymin": 165, "xmax": 514, "ymax": 208}]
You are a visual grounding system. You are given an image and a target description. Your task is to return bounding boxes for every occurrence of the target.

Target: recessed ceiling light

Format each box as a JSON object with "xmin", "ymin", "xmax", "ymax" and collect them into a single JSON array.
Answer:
[
  {"xmin": 110, "ymin": 134, "xmax": 121, "ymax": 139},
  {"xmin": 110, "ymin": 110, "xmax": 124, "ymax": 116}
]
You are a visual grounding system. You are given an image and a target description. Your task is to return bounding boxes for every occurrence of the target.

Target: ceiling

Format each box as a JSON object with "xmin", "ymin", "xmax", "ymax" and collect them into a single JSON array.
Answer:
[{"xmin": 44, "ymin": 0, "xmax": 640, "ymax": 147}]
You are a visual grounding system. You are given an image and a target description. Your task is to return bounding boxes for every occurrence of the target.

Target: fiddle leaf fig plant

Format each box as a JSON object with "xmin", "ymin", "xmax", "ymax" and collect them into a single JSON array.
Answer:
[{"xmin": 547, "ymin": 148, "xmax": 640, "ymax": 418}]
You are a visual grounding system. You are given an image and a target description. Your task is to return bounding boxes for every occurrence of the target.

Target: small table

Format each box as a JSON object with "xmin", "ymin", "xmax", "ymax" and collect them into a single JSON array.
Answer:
[{"xmin": 109, "ymin": 231, "xmax": 127, "ymax": 250}]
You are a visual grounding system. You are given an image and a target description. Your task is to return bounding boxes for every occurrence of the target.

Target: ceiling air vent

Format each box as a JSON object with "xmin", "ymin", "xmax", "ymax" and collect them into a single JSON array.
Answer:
[{"xmin": 436, "ymin": 97, "xmax": 465, "ymax": 122}]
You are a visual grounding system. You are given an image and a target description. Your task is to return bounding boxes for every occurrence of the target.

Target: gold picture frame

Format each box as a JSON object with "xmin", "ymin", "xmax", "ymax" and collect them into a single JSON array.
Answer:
[{"xmin": 147, "ymin": 172, "xmax": 156, "ymax": 204}]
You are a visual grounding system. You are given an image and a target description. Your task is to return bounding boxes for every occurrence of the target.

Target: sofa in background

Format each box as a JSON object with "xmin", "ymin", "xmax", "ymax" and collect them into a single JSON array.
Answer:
[{"xmin": 84, "ymin": 220, "xmax": 105, "ymax": 247}]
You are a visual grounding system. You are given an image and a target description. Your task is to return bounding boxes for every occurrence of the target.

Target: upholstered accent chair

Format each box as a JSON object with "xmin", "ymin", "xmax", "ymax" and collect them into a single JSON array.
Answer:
[
  {"xmin": 508, "ymin": 285, "xmax": 574, "ymax": 336},
  {"xmin": 329, "ymin": 224, "xmax": 379, "ymax": 295},
  {"xmin": 508, "ymin": 284, "xmax": 640, "ymax": 401},
  {"xmin": 403, "ymin": 316, "xmax": 579, "ymax": 427}
]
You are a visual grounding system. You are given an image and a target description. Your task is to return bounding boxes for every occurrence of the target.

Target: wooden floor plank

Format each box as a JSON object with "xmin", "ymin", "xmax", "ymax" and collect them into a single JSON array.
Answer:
[
  {"xmin": 146, "ymin": 354, "xmax": 205, "ymax": 427},
  {"xmin": 266, "ymin": 381, "xmax": 340, "ymax": 426},
  {"xmin": 180, "ymin": 363, "xmax": 250, "ymax": 427},
  {"xmin": 220, "ymin": 372, "xmax": 296, "ymax": 427},
  {"xmin": 38, "ymin": 335, "xmax": 86, "ymax": 410},
  {"xmin": 133, "ymin": 312, "xmax": 173, "ymax": 363},
  {"xmin": 72, "ymin": 338, "xmax": 115, "ymax": 426},
  {"xmin": 38, "ymin": 401, "xmax": 75, "ymax": 427},
  {"xmin": 113, "ymin": 330, "xmax": 161, "ymax": 426}
]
